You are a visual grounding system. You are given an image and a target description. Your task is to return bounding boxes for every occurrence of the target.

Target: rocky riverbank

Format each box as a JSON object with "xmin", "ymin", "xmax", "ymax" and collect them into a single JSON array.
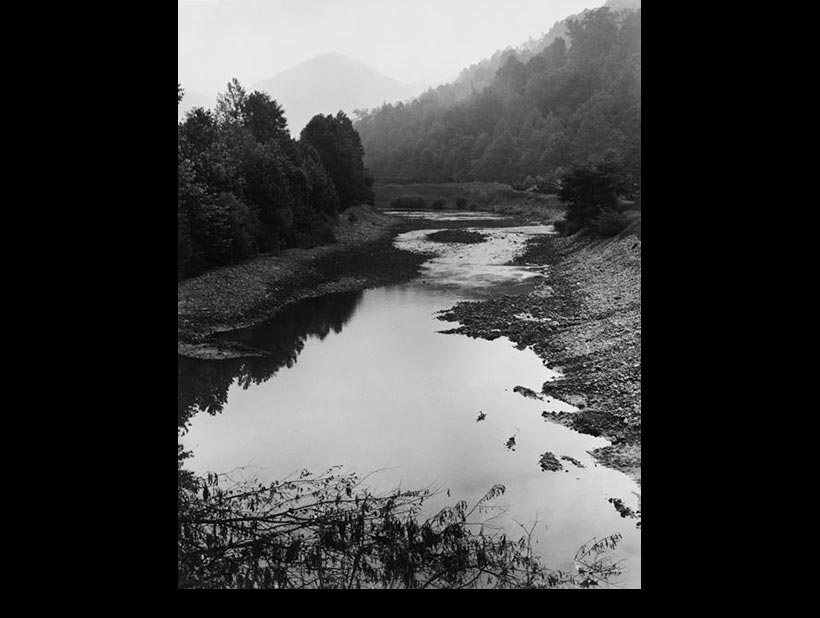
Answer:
[
  {"xmin": 178, "ymin": 206, "xmax": 430, "ymax": 359},
  {"xmin": 437, "ymin": 226, "xmax": 641, "ymax": 484}
]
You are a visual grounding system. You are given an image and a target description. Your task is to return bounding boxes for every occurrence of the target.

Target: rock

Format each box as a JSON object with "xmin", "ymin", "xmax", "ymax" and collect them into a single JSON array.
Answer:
[{"xmin": 538, "ymin": 452, "xmax": 563, "ymax": 472}]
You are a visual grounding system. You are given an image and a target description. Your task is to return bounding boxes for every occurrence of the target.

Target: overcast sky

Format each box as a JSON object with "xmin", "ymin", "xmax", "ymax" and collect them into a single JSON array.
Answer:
[{"xmin": 179, "ymin": 0, "xmax": 604, "ymax": 97}]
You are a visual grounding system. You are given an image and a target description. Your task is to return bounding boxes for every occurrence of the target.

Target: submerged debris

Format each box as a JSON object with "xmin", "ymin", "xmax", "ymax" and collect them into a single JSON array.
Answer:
[
  {"xmin": 476, "ymin": 411, "xmax": 487, "ymax": 422},
  {"xmin": 560, "ymin": 455, "xmax": 585, "ymax": 468},
  {"xmin": 513, "ymin": 385, "xmax": 543, "ymax": 400},
  {"xmin": 608, "ymin": 497, "xmax": 637, "ymax": 519},
  {"xmin": 425, "ymin": 230, "xmax": 488, "ymax": 244},
  {"xmin": 505, "ymin": 435, "xmax": 517, "ymax": 451},
  {"xmin": 538, "ymin": 452, "xmax": 563, "ymax": 472}
]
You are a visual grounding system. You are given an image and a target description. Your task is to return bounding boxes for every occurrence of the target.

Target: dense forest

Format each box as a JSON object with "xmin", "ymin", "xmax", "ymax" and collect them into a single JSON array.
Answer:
[
  {"xmin": 354, "ymin": 7, "xmax": 641, "ymax": 196},
  {"xmin": 177, "ymin": 80, "xmax": 374, "ymax": 279}
]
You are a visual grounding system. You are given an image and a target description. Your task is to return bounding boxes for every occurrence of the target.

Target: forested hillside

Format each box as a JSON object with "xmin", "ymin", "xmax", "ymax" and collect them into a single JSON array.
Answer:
[
  {"xmin": 354, "ymin": 6, "xmax": 640, "ymax": 195},
  {"xmin": 178, "ymin": 79, "xmax": 373, "ymax": 280}
]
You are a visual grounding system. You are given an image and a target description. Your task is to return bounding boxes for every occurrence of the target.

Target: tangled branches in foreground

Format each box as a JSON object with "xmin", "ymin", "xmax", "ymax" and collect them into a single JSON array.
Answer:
[{"xmin": 178, "ymin": 466, "xmax": 624, "ymax": 589}]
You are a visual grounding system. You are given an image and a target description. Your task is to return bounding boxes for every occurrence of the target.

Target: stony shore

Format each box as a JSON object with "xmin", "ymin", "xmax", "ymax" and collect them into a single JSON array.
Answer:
[
  {"xmin": 177, "ymin": 206, "xmax": 429, "ymax": 359},
  {"xmin": 437, "ymin": 226, "xmax": 642, "ymax": 484}
]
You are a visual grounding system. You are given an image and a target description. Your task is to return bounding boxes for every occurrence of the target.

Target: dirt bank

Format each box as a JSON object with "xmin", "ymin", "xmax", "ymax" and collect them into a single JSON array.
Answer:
[
  {"xmin": 178, "ymin": 206, "xmax": 430, "ymax": 359},
  {"xmin": 437, "ymin": 226, "xmax": 641, "ymax": 483},
  {"xmin": 375, "ymin": 182, "xmax": 564, "ymax": 221}
]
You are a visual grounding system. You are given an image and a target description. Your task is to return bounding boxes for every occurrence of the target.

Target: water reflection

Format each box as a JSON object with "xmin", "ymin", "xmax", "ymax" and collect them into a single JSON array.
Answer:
[{"xmin": 178, "ymin": 291, "xmax": 363, "ymax": 433}]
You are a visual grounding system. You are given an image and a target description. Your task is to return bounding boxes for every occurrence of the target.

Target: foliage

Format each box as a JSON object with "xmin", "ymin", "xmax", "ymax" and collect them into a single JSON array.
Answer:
[
  {"xmin": 300, "ymin": 112, "xmax": 375, "ymax": 210},
  {"xmin": 178, "ymin": 80, "xmax": 370, "ymax": 279},
  {"xmin": 455, "ymin": 197, "xmax": 468, "ymax": 210},
  {"xmin": 431, "ymin": 199, "xmax": 446, "ymax": 211},
  {"xmin": 590, "ymin": 209, "xmax": 629, "ymax": 236},
  {"xmin": 389, "ymin": 195, "xmax": 427, "ymax": 210},
  {"xmin": 178, "ymin": 467, "xmax": 624, "ymax": 589},
  {"xmin": 354, "ymin": 7, "xmax": 640, "ymax": 196},
  {"xmin": 558, "ymin": 160, "xmax": 625, "ymax": 232}
]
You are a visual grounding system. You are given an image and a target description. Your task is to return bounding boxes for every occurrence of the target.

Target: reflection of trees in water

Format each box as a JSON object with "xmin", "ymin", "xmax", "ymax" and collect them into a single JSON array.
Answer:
[{"xmin": 178, "ymin": 291, "xmax": 362, "ymax": 433}]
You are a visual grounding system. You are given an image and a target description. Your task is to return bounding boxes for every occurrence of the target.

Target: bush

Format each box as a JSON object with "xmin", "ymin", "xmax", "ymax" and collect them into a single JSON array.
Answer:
[
  {"xmin": 558, "ymin": 163, "xmax": 624, "ymax": 230},
  {"xmin": 390, "ymin": 195, "xmax": 427, "ymax": 210},
  {"xmin": 552, "ymin": 218, "xmax": 585, "ymax": 236},
  {"xmin": 431, "ymin": 199, "xmax": 446, "ymax": 210},
  {"xmin": 178, "ymin": 468, "xmax": 626, "ymax": 589},
  {"xmin": 590, "ymin": 210, "xmax": 629, "ymax": 237},
  {"xmin": 468, "ymin": 203, "xmax": 478, "ymax": 211},
  {"xmin": 455, "ymin": 197, "xmax": 468, "ymax": 210}
]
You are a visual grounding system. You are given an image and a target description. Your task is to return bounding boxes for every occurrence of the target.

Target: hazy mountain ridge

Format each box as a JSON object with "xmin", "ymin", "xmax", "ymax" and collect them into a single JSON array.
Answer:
[
  {"xmin": 354, "ymin": 6, "xmax": 641, "ymax": 187},
  {"xmin": 441, "ymin": 0, "xmax": 640, "ymax": 105},
  {"xmin": 253, "ymin": 53, "xmax": 424, "ymax": 136}
]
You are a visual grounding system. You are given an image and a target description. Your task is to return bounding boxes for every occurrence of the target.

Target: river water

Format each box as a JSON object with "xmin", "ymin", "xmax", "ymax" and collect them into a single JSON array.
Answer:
[{"xmin": 178, "ymin": 211, "xmax": 641, "ymax": 588}]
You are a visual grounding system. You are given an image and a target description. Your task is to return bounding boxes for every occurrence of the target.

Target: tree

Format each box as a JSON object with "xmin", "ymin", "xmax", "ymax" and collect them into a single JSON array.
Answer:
[
  {"xmin": 215, "ymin": 78, "xmax": 248, "ymax": 125},
  {"xmin": 242, "ymin": 91, "xmax": 289, "ymax": 143},
  {"xmin": 353, "ymin": 7, "xmax": 640, "ymax": 188},
  {"xmin": 301, "ymin": 112, "xmax": 374, "ymax": 210},
  {"xmin": 558, "ymin": 161, "xmax": 625, "ymax": 233}
]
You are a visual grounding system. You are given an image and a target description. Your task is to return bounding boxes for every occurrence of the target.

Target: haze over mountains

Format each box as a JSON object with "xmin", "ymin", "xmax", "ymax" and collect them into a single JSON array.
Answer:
[
  {"xmin": 178, "ymin": 0, "xmax": 639, "ymax": 132},
  {"xmin": 253, "ymin": 53, "xmax": 429, "ymax": 136}
]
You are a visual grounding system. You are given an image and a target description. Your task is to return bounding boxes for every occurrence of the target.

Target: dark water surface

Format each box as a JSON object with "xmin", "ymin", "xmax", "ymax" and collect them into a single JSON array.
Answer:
[{"xmin": 179, "ymin": 214, "xmax": 641, "ymax": 588}]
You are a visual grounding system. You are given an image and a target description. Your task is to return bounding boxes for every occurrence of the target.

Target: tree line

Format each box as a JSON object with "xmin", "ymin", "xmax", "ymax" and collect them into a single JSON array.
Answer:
[
  {"xmin": 354, "ymin": 7, "xmax": 641, "ymax": 197},
  {"xmin": 178, "ymin": 79, "xmax": 374, "ymax": 279}
]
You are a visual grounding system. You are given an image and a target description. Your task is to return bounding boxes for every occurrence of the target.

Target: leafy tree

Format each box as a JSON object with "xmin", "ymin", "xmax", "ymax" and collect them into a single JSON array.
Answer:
[
  {"xmin": 178, "ymin": 79, "xmax": 373, "ymax": 278},
  {"xmin": 301, "ymin": 112, "xmax": 374, "ymax": 209},
  {"xmin": 215, "ymin": 78, "xmax": 248, "ymax": 125},
  {"xmin": 242, "ymin": 91, "xmax": 289, "ymax": 143},
  {"xmin": 558, "ymin": 161, "xmax": 625, "ymax": 233},
  {"xmin": 299, "ymin": 142, "xmax": 340, "ymax": 217}
]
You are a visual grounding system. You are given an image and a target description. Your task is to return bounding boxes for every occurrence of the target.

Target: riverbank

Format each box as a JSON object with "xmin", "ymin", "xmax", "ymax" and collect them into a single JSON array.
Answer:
[
  {"xmin": 437, "ymin": 225, "xmax": 641, "ymax": 484},
  {"xmin": 178, "ymin": 205, "xmax": 539, "ymax": 359},
  {"xmin": 178, "ymin": 206, "xmax": 430, "ymax": 359},
  {"xmin": 375, "ymin": 181, "xmax": 565, "ymax": 221}
]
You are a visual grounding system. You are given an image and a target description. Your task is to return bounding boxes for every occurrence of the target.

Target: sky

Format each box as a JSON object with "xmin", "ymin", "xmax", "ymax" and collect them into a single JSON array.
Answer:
[{"xmin": 178, "ymin": 0, "xmax": 604, "ymax": 97}]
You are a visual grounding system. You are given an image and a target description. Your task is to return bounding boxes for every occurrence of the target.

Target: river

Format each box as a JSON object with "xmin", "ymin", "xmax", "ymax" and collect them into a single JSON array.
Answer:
[{"xmin": 178, "ymin": 211, "xmax": 641, "ymax": 588}]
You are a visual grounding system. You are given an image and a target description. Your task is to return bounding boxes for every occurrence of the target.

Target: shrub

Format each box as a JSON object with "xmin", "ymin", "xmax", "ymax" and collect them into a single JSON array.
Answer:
[
  {"xmin": 468, "ymin": 203, "xmax": 478, "ymax": 211},
  {"xmin": 431, "ymin": 199, "xmax": 446, "ymax": 210},
  {"xmin": 455, "ymin": 197, "xmax": 468, "ymax": 210},
  {"xmin": 178, "ymin": 468, "xmax": 626, "ymax": 589},
  {"xmin": 590, "ymin": 210, "xmax": 629, "ymax": 237},
  {"xmin": 558, "ymin": 162, "xmax": 624, "ymax": 230},
  {"xmin": 390, "ymin": 195, "xmax": 427, "ymax": 210},
  {"xmin": 553, "ymin": 219, "xmax": 567, "ymax": 235}
]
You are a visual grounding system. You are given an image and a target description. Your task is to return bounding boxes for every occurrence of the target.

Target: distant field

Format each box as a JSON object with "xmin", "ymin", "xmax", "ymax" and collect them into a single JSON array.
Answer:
[{"xmin": 374, "ymin": 182, "xmax": 565, "ymax": 222}]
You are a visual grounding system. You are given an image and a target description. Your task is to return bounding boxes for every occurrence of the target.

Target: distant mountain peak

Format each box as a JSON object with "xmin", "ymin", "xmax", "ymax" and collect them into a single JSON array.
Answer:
[{"xmin": 253, "ymin": 53, "xmax": 422, "ymax": 136}]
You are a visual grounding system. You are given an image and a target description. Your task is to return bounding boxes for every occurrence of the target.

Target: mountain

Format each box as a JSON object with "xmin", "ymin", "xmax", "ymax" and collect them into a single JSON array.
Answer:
[
  {"xmin": 446, "ymin": 0, "xmax": 640, "ymax": 102},
  {"xmin": 253, "ymin": 53, "xmax": 423, "ymax": 136},
  {"xmin": 354, "ymin": 5, "xmax": 641, "ymax": 187}
]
